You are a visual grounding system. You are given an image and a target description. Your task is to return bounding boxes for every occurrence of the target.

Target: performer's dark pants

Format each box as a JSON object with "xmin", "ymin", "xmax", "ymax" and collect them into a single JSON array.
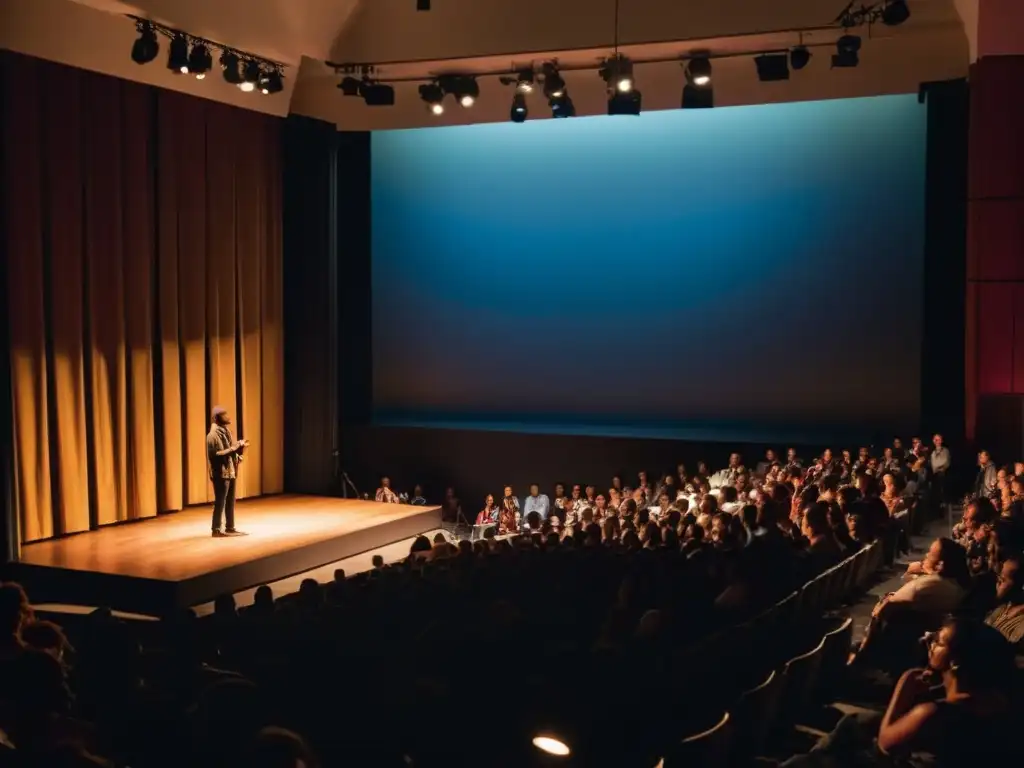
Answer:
[{"xmin": 212, "ymin": 477, "xmax": 236, "ymax": 531}]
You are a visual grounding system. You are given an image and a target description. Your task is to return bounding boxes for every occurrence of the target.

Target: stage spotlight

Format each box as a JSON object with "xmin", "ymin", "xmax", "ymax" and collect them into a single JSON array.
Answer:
[
  {"xmin": 187, "ymin": 43, "xmax": 212, "ymax": 80},
  {"xmin": 439, "ymin": 75, "xmax": 478, "ymax": 107},
  {"xmin": 456, "ymin": 79, "xmax": 479, "ymax": 107},
  {"xmin": 600, "ymin": 54, "xmax": 634, "ymax": 93},
  {"xmin": 832, "ymin": 34, "xmax": 861, "ymax": 68},
  {"xmin": 221, "ymin": 52, "xmax": 244, "ymax": 85},
  {"xmin": 755, "ymin": 53, "xmax": 790, "ymax": 82},
  {"xmin": 167, "ymin": 33, "xmax": 189, "ymax": 74},
  {"xmin": 259, "ymin": 69, "xmax": 284, "ymax": 95},
  {"xmin": 542, "ymin": 63, "xmax": 565, "ymax": 98},
  {"xmin": 359, "ymin": 80, "xmax": 395, "ymax": 106},
  {"xmin": 790, "ymin": 46, "xmax": 812, "ymax": 70},
  {"xmin": 549, "ymin": 91, "xmax": 575, "ymax": 118},
  {"xmin": 515, "ymin": 68, "xmax": 535, "ymax": 93},
  {"xmin": 608, "ymin": 90, "xmax": 641, "ymax": 115},
  {"xmin": 685, "ymin": 56, "xmax": 712, "ymax": 87},
  {"xmin": 338, "ymin": 76, "xmax": 361, "ymax": 96},
  {"xmin": 419, "ymin": 82, "xmax": 445, "ymax": 115},
  {"xmin": 130, "ymin": 22, "xmax": 159, "ymax": 65},
  {"xmin": 532, "ymin": 736, "xmax": 571, "ymax": 757},
  {"xmin": 239, "ymin": 60, "xmax": 261, "ymax": 92},
  {"xmin": 681, "ymin": 83, "xmax": 713, "ymax": 109},
  {"xmin": 881, "ymin": 0, "xmax": 910, "ymax": 26},
  {"xmin": 417, "ymin": 0, "xmax": 430, "ymax": 9},
  {"xmin": 510, "ymin": 93, "xmax": 528, "ymax": 122}
]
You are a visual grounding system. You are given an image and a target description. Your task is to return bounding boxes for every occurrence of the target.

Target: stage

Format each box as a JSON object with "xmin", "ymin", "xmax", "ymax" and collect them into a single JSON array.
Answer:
[{"xmin": 13, "ymin": 495, "xmax": 441, "ymax": 615}]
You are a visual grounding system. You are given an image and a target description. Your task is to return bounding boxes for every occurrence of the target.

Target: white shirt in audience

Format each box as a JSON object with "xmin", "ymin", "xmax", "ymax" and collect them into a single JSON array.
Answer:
[{"xmin": 887, "ymin": 574, "xmax": 965, "ymax": 615}]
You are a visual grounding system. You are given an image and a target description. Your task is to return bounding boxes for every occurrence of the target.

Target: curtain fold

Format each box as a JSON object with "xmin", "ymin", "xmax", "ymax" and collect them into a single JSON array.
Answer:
[
  {"xmin": 156, "ymin": 92, "xmax": 184, "ymax": 514},
  {"xmin": 83, "ymin": 70, "xmax": 129, "ymax": 527},
  {"xmin": 262, "ymin": 118, "xmax": 286, "ymax": 495},
  {"xmin": 2, "ymin": 51, "xmax": 285, "ymax": 544},
  {"xmin": 235, "ymin": 120, "xmax": 264, "ymax": 499},
  {"xmin": 121, "ymin": 81, "xmax": 159, "ymax": 522},
  {"xmin": 204, "ymin": 103, "xmax": 238, "ymax": 500},
  {"xmin": 4, "ymin": 55, "xmax": 52, "ymax": 543},
  {"xmin": 176, "ymin": 93, "xmax": 211, "ymax": 507},
  {"xmin": 42, "ymin": 62, "xmax": 91, "ymax": 536}
]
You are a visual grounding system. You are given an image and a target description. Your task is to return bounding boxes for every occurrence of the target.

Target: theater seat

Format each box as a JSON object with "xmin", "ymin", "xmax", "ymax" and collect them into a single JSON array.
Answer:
[
  {"xmin": 730, "ymin": 669, "xmax": 783, "ymax": 763},
  {"xmin": 818, "ymin": 617, "xmax": 854, "ymax": 700},
  {"xmin": 662, "ymin": 711, "xmax": 731, "ymax": 767},
  {"xmin": 779, "ymin": 636, "xmax": 826, "ymax": 718}
]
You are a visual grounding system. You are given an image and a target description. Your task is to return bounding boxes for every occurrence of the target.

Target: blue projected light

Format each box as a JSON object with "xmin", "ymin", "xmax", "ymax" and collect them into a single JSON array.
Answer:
[{"xmin": 371, "ymin": 96, "xmax": 927, "ymax": 432}]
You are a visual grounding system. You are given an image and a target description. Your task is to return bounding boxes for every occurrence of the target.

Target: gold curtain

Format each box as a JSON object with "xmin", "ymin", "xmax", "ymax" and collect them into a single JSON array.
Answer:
[{"xmin": 2, "ymin": 52, "xmax": 284, "ymax": 544}]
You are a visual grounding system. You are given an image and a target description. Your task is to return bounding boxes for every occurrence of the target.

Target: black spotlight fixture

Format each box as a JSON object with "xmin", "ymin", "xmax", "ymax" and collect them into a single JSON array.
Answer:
[
  {"xmin": 439, "ymin": 75, "xmax": 478, "ymax": 108},
  {"xmin": 755, "ymin": 53, "xmax": 790, "ymax": 82},
  {"xmin": 608, "ymin": 90, "xmax": 641, "ymax": 116},
  {"xmin": 259, "ymin": 69, "xmax": 284, "ymax": 95},
  {"xmin": 549, "ymin": 91, "xmax": 575, "ymax": 118},
  {"xmin": 510, "ymin": 93, "xmax": 528, "ymax": 123},
  {"xmin": 515, "ymin": 68, "xmax": 535, "ymax": 94},
  {"xmin": 881, "ymin": 0, "xmax": 910, "ymax": 26},
  {"xmin": 338, "ymin": 76, "xmax": 361, "ymax": 96},
  {"xmin": 187, "ymin": 43, "xmax": 213, "ymax": 80},
  {"xmin": 131, "ymin": 21, "xmax": 159, "ymax": 65},
  {"xmin": 681, "ymin": 84, "xmax": 713, "ymax": 109},
  {"xmin": 359, "ymin": 80, "xmax": 396, "ymax": 106},
  {"xmin": 419, "ymin": 82, "xmax": 446, "ymax": 115},
  {"xmin": 220, "ymin": 51, "xmax": 244, "ymax": 84},
  {"xmin": 790, "ymin": 46, "xmax": 812, "ymax": 70},
  {"xmin": 417, "ymin": 0, "xmax": 431, "ymax": 9},
  {"xmin": 167, "ymin": 33, "xmax": 189, "ymax": 74},
  {"xmin": 542, "ymin": 63, "xmax": 566, "ymax": 98},
  {"xmin": 832, "ymin": 34, "xmax": 861, "ymax": 68},
  {"xmin": 684, "ymin": 56, "xmax": 712, "ymax": 87},
  {"xmin": 600, "ymin": 54, "xmax": 634, "ymax": 93},
  {"xmin": 240, "ymin": 60, "xmax": 262, "ymax": 92}
]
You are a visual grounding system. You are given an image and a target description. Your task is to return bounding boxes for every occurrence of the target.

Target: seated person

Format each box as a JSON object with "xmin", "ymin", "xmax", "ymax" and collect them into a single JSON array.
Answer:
[
  {"xmin": 853, "ymin": 538, "xmax": 971, "ymax": 673},
  {"xmin": 409, "ymin": 485, "xmax": 427, "ymax": 505},
  {"xmin": 799, "ymin": 502, "xmax": 843, "ymax": 579},
  {"xmin": 884, "ymin": 538, "xmax": 971, "ymax": 617},
  {"xmin": 951, "ymin": 497, "xmax": 997, "ymax": 553},
  {"xmin": 475, "ymin": 494, "xmax": 498, "ymax": 526},
  {"xmin": 984, "ymin": 554, "xmax": 1024, "ymax": 652},
  {"xmin": 877, "ymin": 618, "xmax": 1020, "ymax": 764},
  {"xmin": 522, "ymin": 484, "xmax": 550, "ymax": 525},
  {"xmin": 374, "ymin": 476, "xmax": 399, "ymax": 504},
  {"xmin": 785, "ymin": 619, "xmax": 1021, "ymax": 767},
  {"xmin": 497, "ymin": 496, "xmax": 519, "ymax": 535}
]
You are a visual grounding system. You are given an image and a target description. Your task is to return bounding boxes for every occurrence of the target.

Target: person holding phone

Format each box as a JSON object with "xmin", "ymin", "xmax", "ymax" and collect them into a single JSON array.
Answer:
[{"xmin": 207, "ymin": 405, "xmax": 249, "ymax": 537}]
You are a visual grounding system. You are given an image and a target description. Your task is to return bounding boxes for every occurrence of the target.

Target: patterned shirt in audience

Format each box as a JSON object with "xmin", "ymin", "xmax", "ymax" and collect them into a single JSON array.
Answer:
[
  {"xmin": 375, "ymin": 487, "xmax": 399, "ymax": 503},
  {"xmin": 985, "ymin": 603, "xmax": 1024, "ymax": 648}
]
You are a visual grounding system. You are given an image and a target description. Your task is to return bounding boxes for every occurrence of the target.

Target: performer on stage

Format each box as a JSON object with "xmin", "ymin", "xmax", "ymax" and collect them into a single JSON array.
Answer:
[{"xmin": 207, "ymin": 406, "xmax": 249, "ymax": 537}]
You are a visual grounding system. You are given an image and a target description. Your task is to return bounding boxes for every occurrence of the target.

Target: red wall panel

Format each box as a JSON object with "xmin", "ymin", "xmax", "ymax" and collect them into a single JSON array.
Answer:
[
  {"xmin": 968, "ymin": 57, "xmax": 1024, "ymax": 201},
  {"xmin": 1013, "ymin": 286, "xmax": 1024, "ymax": 393},
  {"xmin": 976, "ymin": 282, "xmax": 1015, "ymax": 394},
  {"xmin": 967, "ymin": 199, "xmax": 1024, "ymax": 281},
  {"xmin": 966, "ymin": 56, "xmax": 1024, "ymax": 438}
]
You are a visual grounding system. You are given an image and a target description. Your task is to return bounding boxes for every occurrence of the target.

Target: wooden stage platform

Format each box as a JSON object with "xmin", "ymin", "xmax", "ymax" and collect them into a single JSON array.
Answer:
[{"xmin": 13, "ymin": 495, "xmax": 441, "ymax": 615}]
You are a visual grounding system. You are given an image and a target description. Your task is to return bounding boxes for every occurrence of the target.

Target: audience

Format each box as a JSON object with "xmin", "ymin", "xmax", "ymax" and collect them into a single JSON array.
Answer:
[{"xmin": 7, "ymin": 437, "xmax": 1024, "ymax": 766}]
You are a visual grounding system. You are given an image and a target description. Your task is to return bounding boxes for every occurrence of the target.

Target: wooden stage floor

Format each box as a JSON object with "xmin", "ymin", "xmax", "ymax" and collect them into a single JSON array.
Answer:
[{"xmin": 14, "ymin": 495, "xmax": 441, "ymax": 614}]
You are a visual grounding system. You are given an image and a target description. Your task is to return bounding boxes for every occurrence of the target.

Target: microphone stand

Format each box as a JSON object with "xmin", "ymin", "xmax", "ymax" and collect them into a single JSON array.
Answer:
[{"xmin": 341, "ymin": 471, "xmax": 360, "ymax": 500}]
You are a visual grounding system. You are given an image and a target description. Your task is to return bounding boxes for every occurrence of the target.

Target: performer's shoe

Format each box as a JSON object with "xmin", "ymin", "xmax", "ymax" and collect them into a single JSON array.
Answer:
[
  {"xmin": 212, "ymin": 529, "xmax": 227, "ymax": 537},
  {"xmin": 223, "ymin": 529, "xmax": 248, "ymax": 536}
]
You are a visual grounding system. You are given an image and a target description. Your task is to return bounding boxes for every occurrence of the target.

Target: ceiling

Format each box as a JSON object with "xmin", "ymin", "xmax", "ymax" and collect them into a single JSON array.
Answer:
[{"xmin": 1, "ymin": 0, "xmax": 971, "ymax": 128}]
